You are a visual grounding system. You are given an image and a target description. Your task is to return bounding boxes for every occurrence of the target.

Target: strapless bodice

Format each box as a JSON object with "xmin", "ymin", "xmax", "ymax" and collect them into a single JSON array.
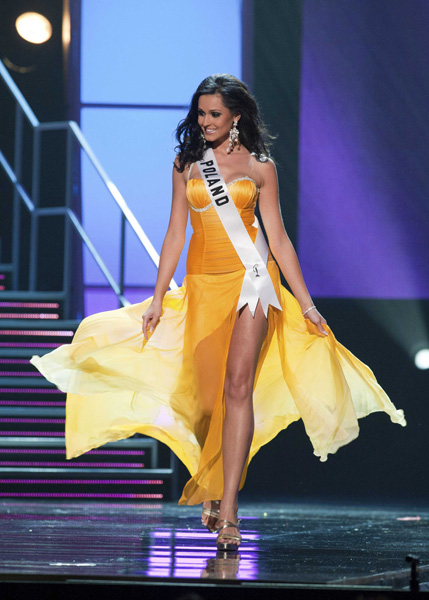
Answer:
[
  {"xmin": 186, "ymin": 177, "xmax": 259, "ymax": 212},
  {"xmin": 185, "ymin": 178, "xmax": 261, "ymax": 275}
]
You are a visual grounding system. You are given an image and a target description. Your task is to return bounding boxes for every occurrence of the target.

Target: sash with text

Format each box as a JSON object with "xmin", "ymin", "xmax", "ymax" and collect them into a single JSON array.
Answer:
[{"xmin": 196, "ymin": 148, "xmax": 282, "ymax": 317}]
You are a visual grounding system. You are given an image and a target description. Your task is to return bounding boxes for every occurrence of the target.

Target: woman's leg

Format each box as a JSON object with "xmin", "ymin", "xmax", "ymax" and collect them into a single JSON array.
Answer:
[{"xmin": 218, "ymin": 301, "xmax": 268, "ymax": 544}]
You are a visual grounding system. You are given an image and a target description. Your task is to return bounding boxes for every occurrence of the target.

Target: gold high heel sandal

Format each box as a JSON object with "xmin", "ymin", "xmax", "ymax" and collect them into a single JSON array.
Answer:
[
  {"xmin": 201, "ymin": 505, "xmax": 220, "ymax": 533},
  {"xmin": 216, "ymin": 519, "xmax": 242, "ymax": 552}
]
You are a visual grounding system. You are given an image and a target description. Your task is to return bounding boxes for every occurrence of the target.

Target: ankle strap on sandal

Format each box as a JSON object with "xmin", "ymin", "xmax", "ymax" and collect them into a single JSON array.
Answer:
[{"xmin": 217, "ymin": 519, "xmax": 240, "ymax": 531}]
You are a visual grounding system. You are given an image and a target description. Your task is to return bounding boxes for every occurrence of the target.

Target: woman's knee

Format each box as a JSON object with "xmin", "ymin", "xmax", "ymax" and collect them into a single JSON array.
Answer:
[{"xmin": 224, "ymin": 371, "xmax": 253, "ymax": 405}]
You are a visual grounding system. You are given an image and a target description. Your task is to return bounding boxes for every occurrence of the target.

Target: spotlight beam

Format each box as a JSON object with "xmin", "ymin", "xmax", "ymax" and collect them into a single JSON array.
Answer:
[
  {"xmin": 415, "ymin": 349, "xmax": 429, "ymax": 370},
  {"xmin": 358, "ymin": 299, "xmax": 429, "ymax": 368}
]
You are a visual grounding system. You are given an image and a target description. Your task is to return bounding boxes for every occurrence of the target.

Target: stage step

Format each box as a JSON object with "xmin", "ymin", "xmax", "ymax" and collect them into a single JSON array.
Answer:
[
  {"xmin": 0, "ymin": 436, "xmax": 158, "ymax": 468},
  {"xmin": 0, "ymin": 293, "xmax": 67, "ymax": 318},
  {"xmin": 0, "ymin": 302, "xmax": 60, "ymax": 320},
  {"xmin": 0, "ymin": 310, "xmax": 178, "ymax": 500}
]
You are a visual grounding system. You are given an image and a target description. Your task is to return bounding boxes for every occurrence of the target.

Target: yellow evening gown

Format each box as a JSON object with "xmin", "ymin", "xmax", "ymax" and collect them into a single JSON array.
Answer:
[{"xmin": 30, "ymin": 176, "xmax": 406, "ymax": 505}]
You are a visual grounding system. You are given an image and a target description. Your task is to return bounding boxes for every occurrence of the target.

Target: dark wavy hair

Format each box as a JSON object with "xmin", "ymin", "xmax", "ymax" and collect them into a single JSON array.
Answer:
[{"xmin": 174, "ymin": 74, "xmax": 274, "ymax": 172}]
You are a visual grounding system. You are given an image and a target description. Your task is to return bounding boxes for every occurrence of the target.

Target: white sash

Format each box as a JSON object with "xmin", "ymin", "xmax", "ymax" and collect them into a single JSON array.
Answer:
[{"xmin": 196, "ymin": 148, "xmax": 282, "ymax": 317}]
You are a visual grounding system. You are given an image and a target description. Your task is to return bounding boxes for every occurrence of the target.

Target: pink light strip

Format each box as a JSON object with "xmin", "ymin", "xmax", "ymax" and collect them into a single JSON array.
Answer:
[
  {"xmin": 0, "ymin": 449, "xmax": 144, "ymax": 455},
  {"xmin": 0, "ymin": 314, "xmax": 59, "ymax": 319},
  {"xmin": 0, "ymin": 330, "xmax": 73, "ymax": 336},
  {"xmin": 0, "ymin": 359, "xmax": 30, "ymax": 364},
  {"xmin": 0, "ymin": 431, "xmax": 63, "ymax": 436},
  {"xmin": 0, "ymin": 501, "xmax": 161, "ymax": 508},
  {"xmin": 0, "ymin": 342, "xmax": 61, "ymax": 348},
  {"xmin": 0, "ymin": 287, "xmax": 5, "ymax": 291},
  {"xmin": 0, "ymin": 302, "xmax": 59, "ymax": 308},
  {"xmin": 0, "ymin": 371, "xmax": 42, "ymax": 377},
  {"xmin": 11, "ymin": 493, "xmax": 162, "ymax": 499},
  {"xmin": 0, "ymin": 401, "xmax": 65, "ymax": 406},
  {"xmin": 0, "ymin": 461, "xmax": 144, "ymax": 467},
  {"xmin": 0, "ymin": 388, "xmax": 62, "ymax": 393},
  {"xmin": 0, "ymin": 418, "xmax": 65, "ymax": 423},
  {"xmin": 0, "ymin": 479, "xmax": 163, "ymax": 484},
  {"xmin": 0, "ymin": 275, "xmax": 5, "ymax": 279}
]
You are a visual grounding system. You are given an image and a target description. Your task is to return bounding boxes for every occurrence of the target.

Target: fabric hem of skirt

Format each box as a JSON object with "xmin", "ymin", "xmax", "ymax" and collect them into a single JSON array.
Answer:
[{"xmin": 312, "ymin": 405, "xmax": 406, "ymax": 462}]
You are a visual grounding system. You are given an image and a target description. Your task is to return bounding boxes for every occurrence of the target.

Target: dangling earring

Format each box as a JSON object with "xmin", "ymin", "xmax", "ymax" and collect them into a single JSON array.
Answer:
[
  {"xmin": 200, "ymin": 129, "xmax": 207, "ymax": 149},
  {"xmin": 227, "ymin": 120, "xmax": 240, "ymax": 154}
]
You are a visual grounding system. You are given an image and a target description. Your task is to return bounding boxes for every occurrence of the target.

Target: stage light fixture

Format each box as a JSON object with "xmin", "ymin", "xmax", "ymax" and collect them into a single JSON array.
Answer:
[
  {"xmin": 15, "ymin": 12, "xmax": 52, "ymax": 45},
  {"xmin": 414, "ymin": 348, "xmax": 429, "ymax": 370}
]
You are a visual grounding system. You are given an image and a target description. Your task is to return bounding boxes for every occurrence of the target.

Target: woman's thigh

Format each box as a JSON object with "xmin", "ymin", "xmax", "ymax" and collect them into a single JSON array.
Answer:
[{"xmin": 225, "ymin": 302, "xmax": 268, "ymax": 393}]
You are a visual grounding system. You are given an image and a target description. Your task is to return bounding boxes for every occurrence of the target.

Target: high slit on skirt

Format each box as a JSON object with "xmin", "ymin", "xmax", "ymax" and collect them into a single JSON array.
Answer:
[{"xmin": 31, "ymin": 261, "xmax": 406, "ymax": 505}]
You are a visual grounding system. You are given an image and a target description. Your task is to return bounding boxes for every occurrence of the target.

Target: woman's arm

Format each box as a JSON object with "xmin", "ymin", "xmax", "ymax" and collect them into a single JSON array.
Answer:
[
  {"xmin": 258, "ymin": 159, "xmax": 328, "ymax": 335},
  {"xmin": 142, "ymin": 158, "xmax": 188, "ymax": 339}
]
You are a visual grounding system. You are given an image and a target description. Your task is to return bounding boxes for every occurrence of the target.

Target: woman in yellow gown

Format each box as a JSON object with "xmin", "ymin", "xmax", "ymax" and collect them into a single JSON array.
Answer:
[{"xmin": 31, "ymin": 74, "xmax": 406, "ymax": 551}]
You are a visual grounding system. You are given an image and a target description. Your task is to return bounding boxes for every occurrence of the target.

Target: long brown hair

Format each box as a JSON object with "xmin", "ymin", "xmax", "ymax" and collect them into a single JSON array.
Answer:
[{"xmin": 174, "ymin": 74, "xmax": 274, "ymax": 172}]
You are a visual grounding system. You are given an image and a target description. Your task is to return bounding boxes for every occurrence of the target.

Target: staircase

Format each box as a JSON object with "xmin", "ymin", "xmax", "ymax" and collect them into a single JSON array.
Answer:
[
  {"xmin": 0, "ymin": 60, "xmax": 179, "ymax": 502},
  {"xmin": 0, "ymin": 289, "xmax": 178, "ymax": 501}
]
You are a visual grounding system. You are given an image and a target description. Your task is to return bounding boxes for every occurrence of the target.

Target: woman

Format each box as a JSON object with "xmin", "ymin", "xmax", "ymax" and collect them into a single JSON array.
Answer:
[{"xmin": 31, "ymin": 74, "xmax": 406, "ymax": 552}]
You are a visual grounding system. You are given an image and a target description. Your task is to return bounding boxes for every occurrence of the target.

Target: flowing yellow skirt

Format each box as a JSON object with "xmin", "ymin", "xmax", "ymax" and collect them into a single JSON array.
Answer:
[{"xmin": 31, "ymin": 260, "xmax": 406, "ymax": 505}]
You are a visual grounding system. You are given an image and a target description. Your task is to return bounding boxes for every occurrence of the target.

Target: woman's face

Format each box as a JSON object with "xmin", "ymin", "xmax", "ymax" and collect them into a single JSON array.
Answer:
[{"xmin": 197, "ymin": 94, "xmax": 240, "ymax": 145}]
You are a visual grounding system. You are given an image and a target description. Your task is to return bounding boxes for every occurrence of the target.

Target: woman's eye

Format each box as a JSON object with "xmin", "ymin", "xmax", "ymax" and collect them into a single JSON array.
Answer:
[{"xmin": 211, "ymin": 112, "xmax": 221, "ymax": 117}]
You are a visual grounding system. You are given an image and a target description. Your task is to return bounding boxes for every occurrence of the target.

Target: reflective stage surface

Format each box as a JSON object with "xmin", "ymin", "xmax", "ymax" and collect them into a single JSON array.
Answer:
[{"xmin": 1, "ymin": 501, "xmax": 428, "ymax": 592}]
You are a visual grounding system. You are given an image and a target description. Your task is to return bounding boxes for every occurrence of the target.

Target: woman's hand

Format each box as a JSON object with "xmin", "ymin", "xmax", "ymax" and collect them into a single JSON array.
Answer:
[
  {"xmin": 304, "ymin": 307, "xmax": 329, "ymax": 336},
  {"xmin": 142, "ymin": 300, "xmax": 162, "ymax": 341}
]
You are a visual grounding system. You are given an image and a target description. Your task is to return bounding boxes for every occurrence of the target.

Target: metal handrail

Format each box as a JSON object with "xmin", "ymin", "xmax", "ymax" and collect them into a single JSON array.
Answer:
[
  {"xmin": 0, "ymin": 59, "xmax": 177, "ymax": 317},
  {"xmin": 0, "ymin": 59, "xmax": 39, "ymax": 128}
]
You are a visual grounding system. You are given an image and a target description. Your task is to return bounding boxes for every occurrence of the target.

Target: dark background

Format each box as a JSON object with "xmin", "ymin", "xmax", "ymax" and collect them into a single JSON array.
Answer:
[
  {"xmin": 244, "ymin": 0, "xmax": 426, "ymax": 506},
  {"xmin": 1, "ymin": 0, "xmax": 427, "ymax": 505}
]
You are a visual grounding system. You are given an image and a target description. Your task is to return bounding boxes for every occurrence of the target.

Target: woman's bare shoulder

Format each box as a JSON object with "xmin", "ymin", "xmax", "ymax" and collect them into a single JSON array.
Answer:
[
  {"xmin": 249, "ymin": 153, "xmax": 277, "ymax": 187},
  {"xmin": 173, "ymin": 155, "xmax": 191, "ymax": 185}
]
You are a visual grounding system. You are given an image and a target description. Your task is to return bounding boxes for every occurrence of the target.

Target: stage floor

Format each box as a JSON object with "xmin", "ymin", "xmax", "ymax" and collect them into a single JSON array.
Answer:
[{"xmin": 1, "ymin": 500, "xmax": 428, "ymax": 592}]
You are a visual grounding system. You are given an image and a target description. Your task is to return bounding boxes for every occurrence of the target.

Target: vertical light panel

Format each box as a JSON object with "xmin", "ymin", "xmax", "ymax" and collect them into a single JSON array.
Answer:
[
  {"xmin": 80, "ymin": 0, "xmax": 242, "ymax": 314},
  {"xmin": 298, "ymin": 0, "xmax": 429, "ymax": 299},
  {"xmin": 81, "ymin": 0, "xmax": 241, "ymax": 105},
  {"xmin": 80, "ymin": 107, "xmax": 187, "ymax": 287}
]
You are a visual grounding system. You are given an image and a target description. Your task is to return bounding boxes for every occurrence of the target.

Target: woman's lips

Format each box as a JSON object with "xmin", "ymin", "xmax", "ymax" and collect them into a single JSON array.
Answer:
[{"xmin": 205, "ymin": 129, "xmax": 216, "ymax": 134}]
